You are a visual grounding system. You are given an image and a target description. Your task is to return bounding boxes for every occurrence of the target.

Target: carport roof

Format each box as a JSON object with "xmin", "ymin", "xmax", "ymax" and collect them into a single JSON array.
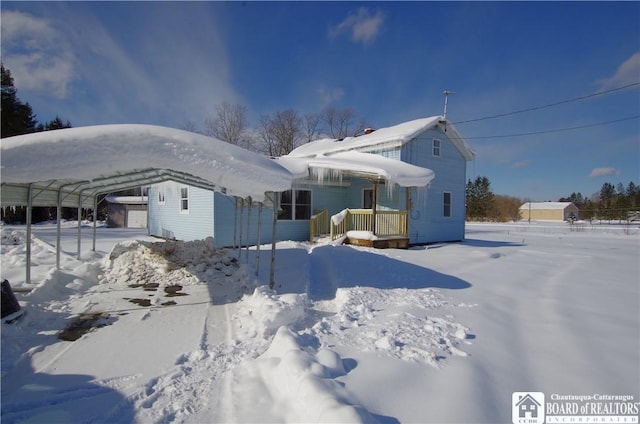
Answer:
[{"xmin": 1, "ymin": 124, "xmax": 294, "ymax": 207}]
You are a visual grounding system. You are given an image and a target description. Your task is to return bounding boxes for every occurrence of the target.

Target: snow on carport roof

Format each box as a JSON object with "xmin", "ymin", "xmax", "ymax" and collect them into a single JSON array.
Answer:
[{"xmin": 1, "ymin": 124, "xmax": 293, "ymax": 205}]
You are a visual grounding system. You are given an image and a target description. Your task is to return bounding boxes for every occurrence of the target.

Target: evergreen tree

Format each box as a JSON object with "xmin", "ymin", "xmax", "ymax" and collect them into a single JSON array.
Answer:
[
  {"xmin": 627, "ymin": 182, "xmax": 639, "ymax": 209},
  {"xmin": 1, "ymin": 64, "xmax": 37, "ymax": 137},
  {"xmin": 599, "ymin": 182, "xmax": 616, "ymax": 220},
  {"xmin": 36, "ymin": 116, "xmax": 72, "ymax": 132},
  {"xmin": 466, "ymin": 176, "xmax": 494, "ymax": 220}
]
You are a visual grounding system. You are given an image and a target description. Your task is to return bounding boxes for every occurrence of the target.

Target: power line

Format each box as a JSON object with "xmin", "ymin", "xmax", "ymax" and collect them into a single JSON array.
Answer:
[
  {"xmin": 452, "ymin": 82, "xmax": 640, "ymax": 125},
  {"xmin": 465, "ymin": 115, "xmax": 640, "ymax": 139}
]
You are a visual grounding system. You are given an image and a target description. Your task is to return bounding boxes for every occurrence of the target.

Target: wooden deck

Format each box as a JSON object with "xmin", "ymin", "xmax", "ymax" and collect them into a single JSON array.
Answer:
[
  {"xmin": 345, "ymin": 236, "xmax": 410, "ymax": 249},
  {"xmin": 311, "ymin": 208, "xmax": 410, "ymax": 249}
]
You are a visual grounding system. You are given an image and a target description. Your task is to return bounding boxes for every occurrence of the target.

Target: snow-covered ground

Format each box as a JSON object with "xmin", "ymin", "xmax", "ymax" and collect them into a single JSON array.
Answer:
[{"xmin": 1, "ymin": 221, "xmax": 639, "ymax": 423}]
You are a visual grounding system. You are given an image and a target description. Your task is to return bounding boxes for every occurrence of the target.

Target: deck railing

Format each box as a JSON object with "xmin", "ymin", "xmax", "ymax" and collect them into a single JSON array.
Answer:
[
  {"xmin": 329, "ymin": 209, "xmax": 408, "ymax": 241},
  {"xmin": 309, "ymin": 209, "xmax": 329, "ymax": 242}
]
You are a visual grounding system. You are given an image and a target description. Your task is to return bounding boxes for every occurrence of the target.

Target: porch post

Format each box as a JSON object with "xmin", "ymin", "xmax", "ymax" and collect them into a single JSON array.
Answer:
[
  {"xmin": 405, "ymin": 187, "xmax": 410, "ymax": 236},
  {"xmin": 372, "ymin": 181, "xmax": 378, "ymax": 235}
]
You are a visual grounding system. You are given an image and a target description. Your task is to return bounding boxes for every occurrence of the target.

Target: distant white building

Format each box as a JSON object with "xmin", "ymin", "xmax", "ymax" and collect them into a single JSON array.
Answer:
[{"xmin": 519, "ymin": 202, "xmax": 579, "ymax": 222}]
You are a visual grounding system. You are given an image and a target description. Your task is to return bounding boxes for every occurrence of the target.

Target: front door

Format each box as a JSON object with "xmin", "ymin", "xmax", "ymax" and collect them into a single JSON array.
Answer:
[{"xmin": 363, "ymin": 188, "xmax": 373, "ymax": 209}]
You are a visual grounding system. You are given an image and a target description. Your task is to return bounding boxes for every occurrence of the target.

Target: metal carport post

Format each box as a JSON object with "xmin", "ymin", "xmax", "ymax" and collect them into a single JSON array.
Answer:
[
  {"xmin": 269, "ymin": 192, "xmax": 279, "ymax": 289},
  {"xmin": 57, "ymin": 181, "xmax": 89, "ymax": 269},
  {"xmin": 25, "ymin": 184, "xmax": 33, "ymax": 285}
]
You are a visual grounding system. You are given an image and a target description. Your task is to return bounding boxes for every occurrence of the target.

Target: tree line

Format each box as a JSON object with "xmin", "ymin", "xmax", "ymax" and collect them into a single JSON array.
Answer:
[
  {"xmin": 1, "ymin": 64, "xmax": 80, "ymax": 223},
  {"xmin": 188, "ymin": 101, "xmax": 370, "ymax": 157},
  {"xmin": 466, "ymin": 176, "xmax": 640, "ymax": 222},
  {"xmin": 1, "ymin": 65, "xmax": 72, "ymax": 138}
]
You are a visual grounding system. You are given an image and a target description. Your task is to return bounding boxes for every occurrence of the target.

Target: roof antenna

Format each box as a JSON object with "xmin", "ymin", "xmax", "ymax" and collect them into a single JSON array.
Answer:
[{"xmin": 443, "ymin": 90, "xmax": 454, "ymax": 120}]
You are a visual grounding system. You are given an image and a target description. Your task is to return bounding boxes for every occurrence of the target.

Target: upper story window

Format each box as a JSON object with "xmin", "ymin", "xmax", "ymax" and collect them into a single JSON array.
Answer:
[
  {"xmin": 278, "ymin": 190, "xmax": 311, "ymax": 220},
  {"xmin": 180, "ymin": 187, "xmax": 189, "ymax": 213},
  {"xmin": 432, "ymin": 139, "xmax": 441, "ymax": 157},
  {"xmin": 443, "ymin": 191, "xmax": 452, "ymax": 217}
]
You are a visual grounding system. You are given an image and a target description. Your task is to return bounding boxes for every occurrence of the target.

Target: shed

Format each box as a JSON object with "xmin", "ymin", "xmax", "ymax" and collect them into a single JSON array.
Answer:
[
  {"xmin": 519, "ymin": 202, "xmax": 579, "ymax": 221},
  {"xmin": 105, "ymin": 196, "xmax": 148, "ymax": 228}
]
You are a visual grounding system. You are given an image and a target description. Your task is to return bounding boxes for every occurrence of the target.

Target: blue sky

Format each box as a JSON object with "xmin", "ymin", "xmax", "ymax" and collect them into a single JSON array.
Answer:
[{"xmin": 2, "ymin": 1, "xmax": 638, "ymax": 201}]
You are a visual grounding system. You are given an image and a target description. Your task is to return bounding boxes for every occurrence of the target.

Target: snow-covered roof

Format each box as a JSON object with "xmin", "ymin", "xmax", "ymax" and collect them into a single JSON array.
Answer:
[
  {"xmin": 1, "ymin": 124, "xmax": 293, "ymax": 204},
  {"xmin": 287, "ymin": 116, "xmax": 475, "ymax": 161},
  {"xmin": 276, "ymin": 151, "xmax": 435, "ymax": 188},
  {"xmin": 519, "ymin": 202, "xmax": 576, "ymax": 210}
]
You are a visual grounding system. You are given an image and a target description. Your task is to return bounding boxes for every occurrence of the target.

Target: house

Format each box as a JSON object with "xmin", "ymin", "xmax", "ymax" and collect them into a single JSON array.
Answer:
[
  {"xmin": 147, "ymin": 115, "xmax": 475, "ymax": 246},
  {"xmin": 515, "ymin": 393, "xmax": 542, "ymax": 419},
  {"xmin": 519, "ymin": 202, "xmax": 579, "ymax": 222},
  {"xmin": 105, "ymin": 195, "xmax": 148, "ymax": 228}
]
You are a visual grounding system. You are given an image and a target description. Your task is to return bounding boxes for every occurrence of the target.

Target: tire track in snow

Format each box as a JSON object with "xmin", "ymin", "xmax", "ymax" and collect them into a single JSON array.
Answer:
[
  {"xmin": 125, "ymin": 305, "xmax": 225, "ymax": 423},
  {"xmin": 123, "ymin": 298, "xmax": 269, "ymax": 424}
]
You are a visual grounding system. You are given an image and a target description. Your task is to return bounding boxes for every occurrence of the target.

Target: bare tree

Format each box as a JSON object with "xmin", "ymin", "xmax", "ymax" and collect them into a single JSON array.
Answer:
[
  {"xmin": 302, "ymin": 112, "xmax": 322, "ymax": 143},
  {"xmin": 181, "ymin": 120, "xmax": 200, "ymax": 134},
  {"xmin": 321, "ymin": 106, "xmax": 369, "ymax": 139},
  {"xmin": 205, "ymin": 102, "xmax": 247, "ymax": 146},
  {"xmin": 256, "ymin": 109, "xmax": 303, "ymax": 156}
]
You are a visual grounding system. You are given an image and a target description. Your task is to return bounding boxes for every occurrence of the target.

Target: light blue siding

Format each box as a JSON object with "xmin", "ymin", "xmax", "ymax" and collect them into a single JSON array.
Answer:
[
  {"xmin": 401, "ymin": 129, "xmax": 467, "ymax": 243},
  {"xmin": 212, "ymin": 192, "xmax": 275, "ymax": 247},
  {"xmin": 148, "ymin": 182, "xmax": 214, "ymax": 241}
]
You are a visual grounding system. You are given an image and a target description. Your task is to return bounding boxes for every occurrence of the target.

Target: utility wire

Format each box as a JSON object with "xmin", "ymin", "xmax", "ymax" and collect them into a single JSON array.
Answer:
[
  {"xmin": 452, "ymin": 82, "xmax": 640, "ymax": 125},
  {"xmin": 465, "ymin": 115, "xmax": 639, "ymax": 139}
]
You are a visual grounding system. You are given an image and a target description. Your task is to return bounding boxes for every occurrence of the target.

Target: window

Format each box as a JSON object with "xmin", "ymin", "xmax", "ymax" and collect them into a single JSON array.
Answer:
[
  {"xmin": 443, "ymin": 192, "xmax": 452, "ymax": 217},
  {"xmin": 278, "ymin": 190, "xmax": 311, "ymax": 220},
  {"xmin": 180, "ymin": 187, "xmax": 189, "ymax": 213},
  {"xmin": 432, "ymin": 139, "xmax": 441, "ymax": 157},
  {"xmin": 158, "ymin": 188, "xmax": 165, "ymax": 205}
]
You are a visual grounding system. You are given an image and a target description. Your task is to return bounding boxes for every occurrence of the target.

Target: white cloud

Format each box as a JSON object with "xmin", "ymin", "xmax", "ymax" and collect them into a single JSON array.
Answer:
[
  {"xmin": 589, "ymin": 167, "xmax": 621, "ymax": 177},
  {"xmin": 329, "ymin": 8, "xmax": 385, "ymax": 44},
  {"xmin": 0, "ymin": 3, "xmax": 238, "ymax": 127},
  {"xmin": 597, "ymin": 51, "xmax": 640, "ymax": 90},
  {"xmin": 511, "ymin": 160, "xmax": 531, "ymax": 169},
  {"xmin": 316, "ymin": 85, "xmax": 345, "ymax": 104},
  {"xmin": 0, "ymin": 10, "xmax": 75, "ymax": 97}
]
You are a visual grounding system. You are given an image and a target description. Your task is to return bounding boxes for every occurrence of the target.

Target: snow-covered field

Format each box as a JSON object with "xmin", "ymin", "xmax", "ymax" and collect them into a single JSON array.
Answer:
[{"xmin": 1, "ymin": 221, "xmax": 639, "ymax": 423}]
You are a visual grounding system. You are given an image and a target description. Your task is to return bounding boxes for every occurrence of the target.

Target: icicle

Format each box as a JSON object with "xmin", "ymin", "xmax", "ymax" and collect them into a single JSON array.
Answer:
[
  {"xmin": 310, "ymin": 167, "xmax": 343, "ymax": 186},
  {"xmin": 385, "ymin": 180, "xmax": 396, "ymax": 199}
]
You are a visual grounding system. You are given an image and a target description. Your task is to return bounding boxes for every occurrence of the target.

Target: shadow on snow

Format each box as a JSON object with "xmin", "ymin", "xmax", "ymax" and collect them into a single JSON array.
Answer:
[{"xmin": 252, "ymin": 244, "xmax": 472, "ymax": 301}]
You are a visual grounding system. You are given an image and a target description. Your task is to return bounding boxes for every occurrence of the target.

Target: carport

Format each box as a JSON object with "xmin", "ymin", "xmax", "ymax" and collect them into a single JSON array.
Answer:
[{"xmin": 1, "ymin": 124, "xmax": 293, "ymax": 288}]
